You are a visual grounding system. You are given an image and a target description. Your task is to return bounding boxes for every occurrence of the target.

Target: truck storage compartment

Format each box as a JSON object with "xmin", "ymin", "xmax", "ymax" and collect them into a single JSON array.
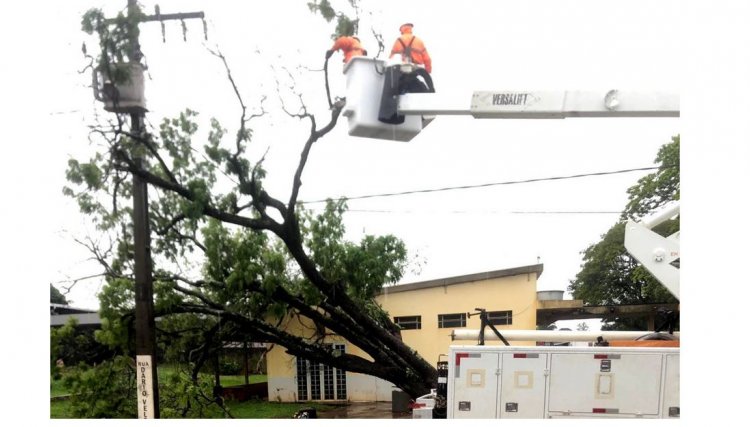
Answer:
[
  {"xmin": 448, "ymin": 346, "xmax": 679, "ymax": 419},
  {"xmin": 450, "ymin": 352, "xmax": 499, "ymax": 419},
  {"xmin": 499, "ymin": 352, "xmax": 548, "ymax": 418},
  {"xmin": 547, "ymin": 352, "xmax": 663, "ymax": 417}
]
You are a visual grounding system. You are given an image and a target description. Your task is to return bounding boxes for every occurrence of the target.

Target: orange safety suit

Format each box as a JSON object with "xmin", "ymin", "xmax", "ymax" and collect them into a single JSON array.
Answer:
[
  {"xmin": 389, "ymin": 25, "xmax": 432, "ymax": 73},
  {"xmin": 329, "ymin": 36, "xmax": 367, "ymax": 63}
]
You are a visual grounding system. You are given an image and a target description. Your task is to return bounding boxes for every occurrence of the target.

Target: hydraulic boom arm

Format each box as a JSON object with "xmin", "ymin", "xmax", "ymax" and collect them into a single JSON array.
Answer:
[{"xmin": 624, "ymin": 202, "xmax": 680, "ymax": 300}]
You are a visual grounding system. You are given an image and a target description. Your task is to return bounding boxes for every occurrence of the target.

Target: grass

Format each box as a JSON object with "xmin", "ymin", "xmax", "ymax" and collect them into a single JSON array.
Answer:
[
  {"xmin": 50, "ymin": 367, "xmax": 328, "ymax": 419},
  {"xmin": 216, "ymin": 374, "xmax": 267, "ymax": 387},
  {"xmin": 50, "ymin": 399, "xmax": 74, "ymax": 418},
  {"xmin": 50, "ymin": 396, "xmax": 336, "ymax": 419},
  {"xmin": 51, "ymin": 366, "xmax": 267, "ymax": 397},
  {"xmin": 50, "ymin": 376, "xmax": 68, "ymax": 397}
]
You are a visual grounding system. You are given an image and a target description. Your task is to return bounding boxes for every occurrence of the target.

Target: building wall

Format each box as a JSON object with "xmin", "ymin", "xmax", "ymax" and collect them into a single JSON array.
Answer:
[
  {"xmin": 266, "ymin": 265, "xmax": 541, "ymax": 402},
  {"xmin": 375, "ymin": 272, "xmax": 539, "ymax": 367},
  {"xmin": 265, "ymin": 312, "xmax": 386, "ymax": 402}
]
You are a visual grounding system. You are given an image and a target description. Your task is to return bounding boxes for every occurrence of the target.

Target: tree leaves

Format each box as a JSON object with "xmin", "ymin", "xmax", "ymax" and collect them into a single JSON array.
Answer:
[
  {"xmin": 69, "ymin": 0, "xmax": 437, "ymax": 398},
  {"xmin": 82, "ymin": 6, "xmax": 144, "ymax": 81},
  {"xmin": 308, "ymin": 0, "xmax": 360, "ymax": 39},
  {"xmin": 51, "ymin": 284, "xmax": 68, "ymax": 305},
  {"xmin": 302, "ymin": 200, "xmax": 408, "ymax": 300},
  {"xmin": 568, "ymin": 136, "xmax": 680, "ymax": 315},
  {"xmin": 624, "ymin": 135, "xmax": 680, "ymax": 219}
]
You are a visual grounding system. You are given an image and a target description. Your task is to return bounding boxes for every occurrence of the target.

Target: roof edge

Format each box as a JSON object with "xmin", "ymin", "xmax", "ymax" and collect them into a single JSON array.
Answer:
[{"xmin": 380, "ymin": 264, "xmax": 544, "ymax": 295}]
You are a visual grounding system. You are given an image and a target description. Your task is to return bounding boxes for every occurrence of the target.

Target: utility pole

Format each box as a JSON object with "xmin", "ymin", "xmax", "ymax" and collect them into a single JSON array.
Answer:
[{"xmin": 116, "ymin": 1, "xmax": 205, "ymax": 419}]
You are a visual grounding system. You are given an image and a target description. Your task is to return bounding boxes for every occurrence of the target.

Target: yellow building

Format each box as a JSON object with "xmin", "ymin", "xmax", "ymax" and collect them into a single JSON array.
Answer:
[{"xmin": 266, "ymin": 264, "xmax": 543, "ymax": 402}]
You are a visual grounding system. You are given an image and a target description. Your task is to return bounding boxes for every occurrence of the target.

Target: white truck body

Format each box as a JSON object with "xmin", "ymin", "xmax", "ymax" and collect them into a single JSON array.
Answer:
[{"xmin": 447, "ymin": 345, "xmax": 679, "ymax": 419}]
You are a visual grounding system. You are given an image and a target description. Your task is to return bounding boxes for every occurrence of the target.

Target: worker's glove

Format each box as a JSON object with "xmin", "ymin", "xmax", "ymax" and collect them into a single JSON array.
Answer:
[{"xmin": 325, "ymin": 50, "xmax": 334, "ymax": 59}]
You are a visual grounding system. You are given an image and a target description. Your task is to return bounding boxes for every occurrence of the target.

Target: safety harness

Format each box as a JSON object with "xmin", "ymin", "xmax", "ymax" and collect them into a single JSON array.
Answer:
[{"xmin": 397, "ymin": 36, "xmax": 422, "ymax": 64}]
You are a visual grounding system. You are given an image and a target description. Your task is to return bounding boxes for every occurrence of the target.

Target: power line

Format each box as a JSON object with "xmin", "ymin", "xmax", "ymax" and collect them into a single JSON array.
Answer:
[
  {"xmin": 301, "ymin": 165, "xmax": 675, "ymax": 204},
  {"xmin": 339, "ymin": 209, "xmax": 622, "ymax": 215}
]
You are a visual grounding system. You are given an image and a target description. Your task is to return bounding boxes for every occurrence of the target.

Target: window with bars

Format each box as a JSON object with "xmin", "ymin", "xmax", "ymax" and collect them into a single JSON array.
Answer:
[
  {"xmin": 309, "ymin": 360, "xmax": 321, "ymax": 400},
  {"xmin": 333, "ymin": 344, "xmax": 347, "ymax": 400},
  {"xmin": 296, "ymin": 358, "xmax": 308, "ymax": 401},
  {"xmin": 487, "ymin": 310, "xmax": 513, "ymax": 325},
  {"xmin": 394, "ymin": 315, "xmax": 422, "ymax": 330},
  {"xmin": 295, "ymin": 344, "xmax": 347, "ymax": 401},
  {"xmin": 323, "ymin": 364, "xmax": 334, "ymax": 400},
  {"xmin": 438, "ymin": 312, "xmax": 466, "ymax": 328}
]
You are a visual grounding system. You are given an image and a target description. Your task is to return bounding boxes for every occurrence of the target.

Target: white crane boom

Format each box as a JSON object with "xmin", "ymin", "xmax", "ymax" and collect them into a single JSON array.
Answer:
[
  {"xmin": 342, "ymin": 57, "xmax": 679, "ymax": 142},
  {"xmin": 624, "ymin": 201, "xmax": 680, "ymax": 300},
  {"xmin": 398, "ymin": 90, "xmax": 680, "ymax": 119}
]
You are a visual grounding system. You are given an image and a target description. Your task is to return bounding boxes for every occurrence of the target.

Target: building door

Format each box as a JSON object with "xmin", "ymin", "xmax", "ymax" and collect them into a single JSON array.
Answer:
[{"xmin": 296, "ymin": 344, "xmax": 347, "ymax": 401}]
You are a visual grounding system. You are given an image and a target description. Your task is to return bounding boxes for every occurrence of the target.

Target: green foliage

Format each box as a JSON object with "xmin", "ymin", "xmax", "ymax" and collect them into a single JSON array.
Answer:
[
  {"xmin": 95, "ymin": 277, "xmax": 136, "ymax": 353},
  {"xmin": 157, "ymin": 367, "xmax": 218, "ymax": 418},
  {"xmin": 51, "ymin": 284, "xmax": 68, "ymax": 305},
  {"xmin": 568, "ymin": 136, "xmax": 680, "ymax": 325},
  {"xmin": 51, "ymin": 318, "xmax": 114, "ymax": 375},
  {"xmin": 50, "ymin": 399, "xmax": 74, "ymax": 418},
  {"xmin": 52, "ymin": 396, "xmax": 336, "ymax": 419},
  {"xmin": 71, "ymin": 0, "xmax": 429, "ymax": 400},
  {"xmin": 218, "ymin": 359, "xmax": 242, "ymax": 375},
  {"xmin": 81, "ymin": 5, "xmax": 144, "ymax": 83},
  {"xmin": 624, "ymin": 135, "xmax": 680, "ymax": 219},
  {"xmin": 302, "ymin": 199, "xmax": 407, "ymax": 300},
  {"xmin": 63, "ymin": 356, "xmax": 137, "ymax": 418},
  {"xmin": 60, "ymin": 358, "xmax": 221, "ymax": 418},
  {"xmin": 308, "ymin": 0, "xmax": 360, "ymax": 39},
  {"xmin": 201, "ymin": 219, "xmax": 287, "ymax": 312}
]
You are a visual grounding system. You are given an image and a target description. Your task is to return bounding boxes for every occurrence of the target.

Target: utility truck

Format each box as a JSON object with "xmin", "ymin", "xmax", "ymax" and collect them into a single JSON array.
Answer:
[
  {"xmin": 444, "ymin": 204, "xmax": 680, "ymax": 419},
  {"xmin": 341, "ymin": 57, "xmax": 680, "ymax": 419}
]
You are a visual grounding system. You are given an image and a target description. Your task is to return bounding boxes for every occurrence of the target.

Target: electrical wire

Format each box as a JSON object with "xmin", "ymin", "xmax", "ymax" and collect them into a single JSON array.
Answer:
[
  {"xmin": 341, "ymin": 209, "xmax": 621, "ymax": 215},
  {"xmin": 301, "ymin": 164, "xmax": 676, "ymax": 204}
]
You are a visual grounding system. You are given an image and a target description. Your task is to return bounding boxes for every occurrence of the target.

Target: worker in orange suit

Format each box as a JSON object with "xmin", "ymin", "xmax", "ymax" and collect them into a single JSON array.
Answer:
[
  {"xmin": 389, "ymin": 23, "xmax": 432, "ymax": 74},
  {"xmin": 378, "ymin": 22, "xmax": 435, "ymax": 124},
  {"xmin": 326, "ymin": 36, "xmax": 367, "ymax": 64}
]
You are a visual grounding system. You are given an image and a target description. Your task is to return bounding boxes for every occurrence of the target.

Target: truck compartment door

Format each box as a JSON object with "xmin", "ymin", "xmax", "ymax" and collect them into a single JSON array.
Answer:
[
  {"xmin": 451, "ymin": 352, "xmax": 500, "ymax": 418},
  {"xmin": 548, "ymin": 352, "xmax": 663, "ymax": 417},
  {"xmin": 499, "ymin": 352, "xmax": 548, "ymax": 418}
]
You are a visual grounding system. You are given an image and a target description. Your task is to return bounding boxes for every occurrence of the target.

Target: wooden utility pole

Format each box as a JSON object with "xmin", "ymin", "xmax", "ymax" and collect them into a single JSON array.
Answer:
[{"xmin": 117, "ymin": 1, "xmax": 205, "ymax": 419}]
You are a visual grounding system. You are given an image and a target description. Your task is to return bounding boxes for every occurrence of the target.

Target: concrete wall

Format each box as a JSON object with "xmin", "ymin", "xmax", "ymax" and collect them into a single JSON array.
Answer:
[{"xmin": 267, "ymin": 376, "xmax": 297, "ymax": 402}]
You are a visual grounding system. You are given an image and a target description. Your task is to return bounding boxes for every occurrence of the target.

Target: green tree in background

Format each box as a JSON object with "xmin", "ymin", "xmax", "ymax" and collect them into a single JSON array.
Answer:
[
  {"xmin": 51, "ymin": 284, "xmax": 68, "ymax": 305},
  {"xmin": 568, "ymin": 136, "xmax": 679, "ymax": 330}
]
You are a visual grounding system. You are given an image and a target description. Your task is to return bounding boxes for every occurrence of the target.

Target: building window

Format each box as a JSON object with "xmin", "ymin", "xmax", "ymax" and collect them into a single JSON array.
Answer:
[
  {"xmin": 438, "ymin": 313, "xmax": 466, "ymax": 328},
  {"xmin": 296, "ymin": 344, "xmax": 347, "ymax": 401},
  {"xmin": 333, "ymin": 344, "xmax": 347, "ymax": 400},
  {"xmin": 296, "ymin": 357, "xmax": 308, "ymax": 401},
  {"xmin": 394, "ymin": 315, "xmax": 422, "ymax": 330},
  {"xmin": 309, "ymin": 359, "xmax": 321, "ymax": 400},
  {"xmin": 323, "ymin": 364, "xmax": 334, "ymax": 400},
  {"xmin": 487, "ymin": 310, "xmax": 513, "ymax": 325}
]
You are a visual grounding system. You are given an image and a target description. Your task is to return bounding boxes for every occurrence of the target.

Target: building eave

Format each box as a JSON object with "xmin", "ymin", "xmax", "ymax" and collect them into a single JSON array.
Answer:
[{"xmin": 379, "ymin": 263, "xmax": 544, "ymax": 295}]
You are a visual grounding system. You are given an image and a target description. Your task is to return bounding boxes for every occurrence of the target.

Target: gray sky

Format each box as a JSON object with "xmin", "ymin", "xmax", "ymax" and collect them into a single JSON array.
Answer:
[
  {"xmin": 20, "ymin": 0, "xmax": 680, "ymax": 313},
  {"xmin": 3, "ymin": 0, "xmax": 750, "ymax": 423}
]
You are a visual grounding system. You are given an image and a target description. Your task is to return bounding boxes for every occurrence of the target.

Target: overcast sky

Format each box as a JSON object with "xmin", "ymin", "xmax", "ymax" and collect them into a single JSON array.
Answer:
[
  {"xmin": 13, "ymin": 0, "xmax": 683, "ymax": 313},
  {"xmin": 3, "ymin": 0, "xmax": 750, "ymax": 422}
]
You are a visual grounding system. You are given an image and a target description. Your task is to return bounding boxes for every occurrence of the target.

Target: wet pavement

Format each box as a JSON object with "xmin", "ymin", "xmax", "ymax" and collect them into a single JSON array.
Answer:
[{"xmin": 318, "ymin": 402, "xmax": 412, "ymax": 419}]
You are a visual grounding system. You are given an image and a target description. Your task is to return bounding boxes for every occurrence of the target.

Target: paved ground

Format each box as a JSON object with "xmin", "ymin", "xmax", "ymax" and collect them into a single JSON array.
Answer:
[{"xmin": 317, "ymin": 402, "xmax": 412, "ymax": 419}]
